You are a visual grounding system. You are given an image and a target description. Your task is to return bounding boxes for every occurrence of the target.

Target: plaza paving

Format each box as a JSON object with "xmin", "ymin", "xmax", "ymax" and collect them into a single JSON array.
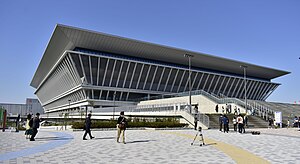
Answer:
[{"xmin": 0, "ymin": 127, "xmax": 300, "ymax": 164}]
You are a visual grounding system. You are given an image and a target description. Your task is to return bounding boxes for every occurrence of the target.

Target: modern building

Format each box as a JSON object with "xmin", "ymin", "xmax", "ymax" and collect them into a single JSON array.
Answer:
[
  {"xmin": 0, "ymin": 98, "xmax": 44, "ymax": 115},
  {"xmin": 31, "ymin": 24, "xmax": 289, "ymax": 113}
]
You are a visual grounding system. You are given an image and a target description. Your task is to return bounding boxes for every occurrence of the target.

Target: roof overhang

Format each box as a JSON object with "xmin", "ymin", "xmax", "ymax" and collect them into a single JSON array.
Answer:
[{"xmin": 31, "ymin": 24, "xmax": 290, "ymax": 88}]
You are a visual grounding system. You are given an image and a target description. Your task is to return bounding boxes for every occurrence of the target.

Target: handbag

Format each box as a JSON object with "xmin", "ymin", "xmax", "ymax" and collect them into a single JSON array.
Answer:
[
  {"xmin": 118, "ymin": 124, "xmax": 125, "ymax": 129},
  {"xmin": 118, "ymin": 117, "xmax": 126, "ymax": 129}
]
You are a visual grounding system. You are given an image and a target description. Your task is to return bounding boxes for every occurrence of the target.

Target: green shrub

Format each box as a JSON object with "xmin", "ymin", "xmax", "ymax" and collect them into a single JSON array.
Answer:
[{"xmin": 71, "ymin": 120, "xmax": 187, "ymax": 129}]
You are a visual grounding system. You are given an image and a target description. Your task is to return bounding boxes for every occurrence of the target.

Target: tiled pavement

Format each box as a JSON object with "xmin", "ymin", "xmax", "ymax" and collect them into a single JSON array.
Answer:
[{"xmin": 0, "ymin": 127, "xmax": 300, "ymax": 164}]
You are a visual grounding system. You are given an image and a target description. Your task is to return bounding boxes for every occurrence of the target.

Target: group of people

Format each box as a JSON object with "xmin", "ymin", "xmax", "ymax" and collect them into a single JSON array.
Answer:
[
  {"xmin": 25, "ymin": 113, "xmax": 41, "ymax": 141},
  {"xmin": 25, "ymin": 111, "xmax": 127, "ymax": 143},
  {"xmin": 215, "ymin": 104, "xmax": 241, "ymax": 115},
  {"xmin": 82, "ymin": 111, "xmax": 127, "ymax": 144},
  {"xmin": 219, "ymin": 114, "xmax": 248, "ymax": 133}
]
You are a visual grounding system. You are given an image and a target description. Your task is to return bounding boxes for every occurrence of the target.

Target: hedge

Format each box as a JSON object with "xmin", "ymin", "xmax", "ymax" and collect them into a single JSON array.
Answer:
[{"xmin": 71, "ymin": 120, "xmax": 188, "ymax": 129}]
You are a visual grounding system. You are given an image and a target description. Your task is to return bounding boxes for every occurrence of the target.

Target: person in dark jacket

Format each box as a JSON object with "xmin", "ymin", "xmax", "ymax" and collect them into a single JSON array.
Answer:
[
  {"xmin": 83, "ymin": 113, "xmax": 94, "ymax": 140},
  {"xmin": 117, "ymin": 111, "xmax": 127, "ymax": 144},
  {"xmin": 223, "ymin": 115, "xmax": 229, "ymax": 133},
  {"xmin": 30, "ymin": 113, "xmax": 40, "ymax": 141}
]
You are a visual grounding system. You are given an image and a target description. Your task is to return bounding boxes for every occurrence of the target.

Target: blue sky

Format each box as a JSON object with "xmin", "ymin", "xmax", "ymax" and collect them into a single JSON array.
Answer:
[{"xmin": 0, "ymin": 0, "xmax": 299, "ymax": 104}]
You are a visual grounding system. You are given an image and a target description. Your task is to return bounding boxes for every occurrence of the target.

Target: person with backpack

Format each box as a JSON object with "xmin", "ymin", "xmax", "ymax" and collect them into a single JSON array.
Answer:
[
  {"xmin": 30, "ymin": 113, "xmax": 41, "ymax": 141},
  {"xmin": 25, "ymin": 114, "xmax": 33, "ymax": 139},
  {"xmin": 117, "ymin": 111, "xmax": 127, "ymax": 144}
]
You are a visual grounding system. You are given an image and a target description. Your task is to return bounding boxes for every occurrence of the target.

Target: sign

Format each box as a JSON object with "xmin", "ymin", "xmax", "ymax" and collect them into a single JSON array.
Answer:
[{"xmin": 274, "ymin": 111, "xmax": 282, "ymax": 124}]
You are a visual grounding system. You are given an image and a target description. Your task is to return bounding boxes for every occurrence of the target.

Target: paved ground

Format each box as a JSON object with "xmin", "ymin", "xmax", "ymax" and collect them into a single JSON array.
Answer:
[{"xmin": 0, "ymin": 127, "xmax": 300, "ymax": 164}]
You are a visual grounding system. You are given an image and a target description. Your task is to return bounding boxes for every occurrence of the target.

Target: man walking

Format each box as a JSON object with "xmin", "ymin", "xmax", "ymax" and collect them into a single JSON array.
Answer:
[
  {"xmin": 117, "ymin": 111, "xmax": 127, "ymax": 144},
  {"xmin": 30, "ymin": 113, "xmax": 40, "ymax": 141},
  {"xmin": 83, "ymin": 113, "xmax": 94, "ymax": 140}
]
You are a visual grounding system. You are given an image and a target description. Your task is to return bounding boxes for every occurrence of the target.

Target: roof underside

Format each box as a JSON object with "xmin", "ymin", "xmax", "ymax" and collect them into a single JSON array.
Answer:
[{"xmin": 31, "ymin": 24, "xmax": 290, "ymax": 88}]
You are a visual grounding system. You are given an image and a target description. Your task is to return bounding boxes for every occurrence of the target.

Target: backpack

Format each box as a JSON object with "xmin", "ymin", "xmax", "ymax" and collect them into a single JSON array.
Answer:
[{"xmin": 29, "ymin": 118, "xmax": 33, "ymax": 128}]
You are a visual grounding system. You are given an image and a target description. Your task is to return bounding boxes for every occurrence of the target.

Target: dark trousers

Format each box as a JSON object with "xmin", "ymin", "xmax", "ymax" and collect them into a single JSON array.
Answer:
[
  {"xmin": 83, "ymin": 129, "xmax": 93, "ymax": 139},
  {"xmin": 223, "ymin": 124, "xmax": 229, "ymax": 133},
  {"xmin": 238, "ymin": 123, "xmax": 244, "ymax": 133},
  {"xmin": 30, "ymin": 128, "xmax": 38, "ymax": 140},
  {"xmin": 233, "ymin": 124, "xmax": 237, "ymax": 131},
  {"xmin": 219, "ymin": 123, "xmax": 223, "ymax": 131}
]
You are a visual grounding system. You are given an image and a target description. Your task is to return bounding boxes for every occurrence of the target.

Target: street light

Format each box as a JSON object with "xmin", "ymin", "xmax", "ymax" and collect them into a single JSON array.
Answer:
[
  {"xmin": 240, "ymin": 65, "xmax": 248, "ymax": 114},
  {"xmin": 67, "ymin": 99, "xmax": 71, "ymax": 130},
  {"xmin": 184, "ymin": 54, "xmax": 194, "ymax": 113},
  {"xmin": 113, "ymin": 92, "xmax": 116, "ymax": 120}
]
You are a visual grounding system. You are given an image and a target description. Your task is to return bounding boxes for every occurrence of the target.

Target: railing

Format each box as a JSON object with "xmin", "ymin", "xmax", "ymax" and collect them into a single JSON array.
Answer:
[
  {"xmin": 145, "ymin": 89, "xmax": 275, "ymax": 121},
  {"xmin": 90, "ymin": 102, "xmax": 210, "ymax": 128}
]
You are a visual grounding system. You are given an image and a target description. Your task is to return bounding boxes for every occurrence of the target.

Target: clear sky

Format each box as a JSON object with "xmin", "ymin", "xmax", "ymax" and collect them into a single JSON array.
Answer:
[{"xmin": 0, "ymin": 0, "xmax": 299, "ymax": 104}]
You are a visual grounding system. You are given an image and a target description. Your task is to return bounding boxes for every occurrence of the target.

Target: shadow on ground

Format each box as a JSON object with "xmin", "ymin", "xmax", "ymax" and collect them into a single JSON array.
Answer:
[{"xmin": 35, "ymin": 137, "xmax": 74, "ymax": 141}]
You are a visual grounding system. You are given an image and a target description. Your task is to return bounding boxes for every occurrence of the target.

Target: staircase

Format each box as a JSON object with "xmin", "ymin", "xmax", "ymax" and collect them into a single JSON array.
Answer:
[{"xmin": 207, "ymin": 114, "xmax": 269, "ymax": 129}]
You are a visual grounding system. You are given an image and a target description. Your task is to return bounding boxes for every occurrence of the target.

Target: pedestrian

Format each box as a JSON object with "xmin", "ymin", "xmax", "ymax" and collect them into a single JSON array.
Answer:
[
  {"xmin": 194, "ymin": 105, "xmax": 198, "ymax": 114},
  {"xmin": 219, "ymin": 115, "xmax": 223, "ymax": 132},
  {"xmin": 233, "ymin": 116, "xmax": 237, "ymax": 132},
  {"xmin": 215, "ymin": 104, "xmax": 219, "ymax": 113},
  {"xmin": 30, "ymin": 113, "xmax": 41, "ymax": 141},
  {"xmin": 223, "ymin": 115, "xmax": 229, "ymax": 133},
  {"xmin": 268, "ymin": 117, "xmax": 273, "ymax": 129},
  {"xmin": 16, "ymin": 114, "xmax": 20, "ymax": 132},
  {"xmin": 244, "ymin": 115, "xmax": 248, "ymax": 127},
  {"xmin": 25, "ymin": 114, "xmax": 33, "ymax": 139},
  {"xmin": 194, "ymin": 114, "xmax": 198, "ymax": 130},
  {"xmin": 83, "ymin": 113, "xmax": 94, "ymax": 140},
  {"xmin": 287, "ymin": 119, "xmax": 290, "ymax": 129},
  {"xmin": 117, "ymin": 111, "xmax": 127, "ymax": 144},
  {"xmin": 237, "ymin": 114, "xmax": 244, "ymax": 133},
  {"xmin": 225, "ymin": 104, "xmax": 229, "ymax": 114}
]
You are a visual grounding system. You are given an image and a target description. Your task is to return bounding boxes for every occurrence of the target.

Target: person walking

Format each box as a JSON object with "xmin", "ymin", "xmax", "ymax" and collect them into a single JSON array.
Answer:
[
  {"xmin": 30, "ymin": 113, "xmax": 41, "ymax": 141},
  {"xmin": 25, "ymin": 114, "xmax": 33, "ymax": 139},
  {"xmin": 117, "ymin": 111, "xmax": 127, "ymax": 144},
  {"xmin": 83, "ymin": 113, "xmax": 94, "ymax": 140}
]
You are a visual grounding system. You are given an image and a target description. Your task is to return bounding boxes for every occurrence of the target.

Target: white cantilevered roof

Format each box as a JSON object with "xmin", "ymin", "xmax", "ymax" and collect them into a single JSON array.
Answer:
[{"xmin": 31, "ymin": 24, "xmax": 289, "ymax": 88}]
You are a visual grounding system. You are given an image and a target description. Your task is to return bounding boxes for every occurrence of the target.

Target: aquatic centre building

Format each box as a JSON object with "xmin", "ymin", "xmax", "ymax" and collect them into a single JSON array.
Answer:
[{"xmin": 31, "ymin": 24, "xmax": 289, "ymax": 113}]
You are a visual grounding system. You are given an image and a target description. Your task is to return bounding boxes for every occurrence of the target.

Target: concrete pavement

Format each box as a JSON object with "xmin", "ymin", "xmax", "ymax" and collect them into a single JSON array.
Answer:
[{"xmin": 0, "ymin": 127, "xmax": 300, "ymax": 163}]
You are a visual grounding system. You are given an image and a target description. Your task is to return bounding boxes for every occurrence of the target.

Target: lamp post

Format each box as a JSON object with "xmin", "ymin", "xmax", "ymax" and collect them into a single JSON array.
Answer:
[
  {"xmin": 113, "ymin": 92, "xmax": 116, "ymax": 120},
  {"xmin": 184, "ymin": 54, "xmax": 194, "ymax": 113},
  {"xmin": 240, "ymin": 65, "xmax": 248, "ymax": 114}
]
